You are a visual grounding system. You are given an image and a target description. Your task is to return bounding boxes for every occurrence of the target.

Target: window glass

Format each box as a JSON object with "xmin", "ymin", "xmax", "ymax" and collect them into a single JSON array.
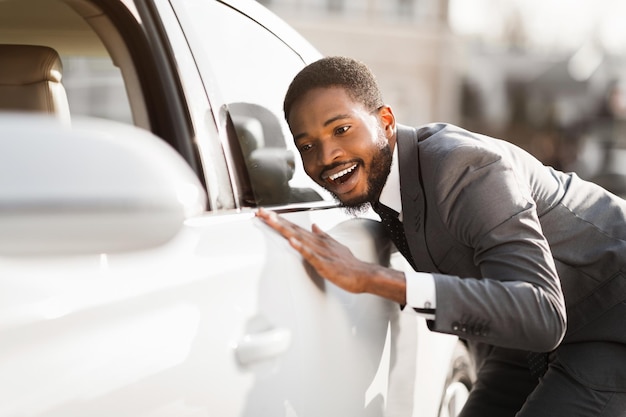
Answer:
[
  {"xmin": 0, "ymin": 0, "xmax": 134, "ymax": 126},
  {"xmin": 172, "ymin": 0, "xmax": 331, "ymax": 206},
  {"xmin": 62, "ymin": 56, "xmax": 133, "ymax": 124}
]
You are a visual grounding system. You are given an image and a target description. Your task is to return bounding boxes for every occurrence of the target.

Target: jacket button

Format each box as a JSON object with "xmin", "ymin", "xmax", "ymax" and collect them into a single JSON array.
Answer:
[{"xmin": 452, "ymin": 322, "xmax": 460, "ymax": 331}]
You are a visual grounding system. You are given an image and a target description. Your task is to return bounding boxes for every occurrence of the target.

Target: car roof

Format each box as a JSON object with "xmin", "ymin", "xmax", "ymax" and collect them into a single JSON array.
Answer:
[
  {"xmin": 0, "ymin": 0, "xmax": 320, "ymax": 62},
  {"xmin": 207, "ymin": 0, "xmax": 320, "ymax": 63},
  {"xmin": 0, "ymin": 0, "xmax": 105, "ymax": 55}
]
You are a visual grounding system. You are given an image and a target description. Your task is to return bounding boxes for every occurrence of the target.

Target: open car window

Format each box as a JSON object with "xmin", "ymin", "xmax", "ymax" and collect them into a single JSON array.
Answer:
[
  {"xmin": 0, "ymin": 0, "xmax": 138, "ymax": 126},
  {"xmin": 0, "ymin": 0, "xmax": 200, "ymax": 179},
  {"xmin": 63, "ymin": 56, "xmax": 132, "ymax": 124}
]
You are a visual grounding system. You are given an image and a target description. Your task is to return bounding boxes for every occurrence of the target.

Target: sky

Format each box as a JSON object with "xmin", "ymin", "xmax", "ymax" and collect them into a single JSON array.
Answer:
[{"xmin": 448, "ymin": 0, "xmax": 626, "ymax": 54}]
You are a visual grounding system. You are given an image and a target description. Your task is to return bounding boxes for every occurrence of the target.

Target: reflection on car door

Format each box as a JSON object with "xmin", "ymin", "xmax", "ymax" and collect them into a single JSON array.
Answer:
[
  {"xmin": 185, "ymin": 209, "xmax": 396, "ymax": 415},
  {"xmin": 163, "ymin": 0, "xmax": 405, "ymax": 414}
]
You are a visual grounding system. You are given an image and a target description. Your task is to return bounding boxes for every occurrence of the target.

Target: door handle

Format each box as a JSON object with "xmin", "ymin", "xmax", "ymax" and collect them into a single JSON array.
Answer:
[{"xmin": 235, "ymin": 327, "xmax": 292, "ymax": 366}]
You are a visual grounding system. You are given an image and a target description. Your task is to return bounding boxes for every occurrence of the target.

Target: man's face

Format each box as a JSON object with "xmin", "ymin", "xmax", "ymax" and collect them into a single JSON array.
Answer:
[{"xmin": 288, "ymin": 86, "xmax": 395, "ymax": 210}]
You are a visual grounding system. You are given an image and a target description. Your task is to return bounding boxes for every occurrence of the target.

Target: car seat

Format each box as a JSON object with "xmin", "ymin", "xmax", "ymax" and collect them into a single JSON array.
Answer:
[{"xmin": 0, "ymin": 44, "xmax": 70, "ymax": 123}]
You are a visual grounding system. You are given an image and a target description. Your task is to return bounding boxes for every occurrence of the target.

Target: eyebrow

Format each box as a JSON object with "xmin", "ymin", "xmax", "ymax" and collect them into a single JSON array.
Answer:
[{"xmin": 293, "ymin": 113, "xmax": 352, "ymax": 142}]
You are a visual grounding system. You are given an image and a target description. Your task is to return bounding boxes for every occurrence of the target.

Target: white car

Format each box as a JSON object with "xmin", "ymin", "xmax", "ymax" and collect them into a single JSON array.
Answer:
[{"xmin": 0, "ymin": 0, "xmax": 473, "ymax": 416}]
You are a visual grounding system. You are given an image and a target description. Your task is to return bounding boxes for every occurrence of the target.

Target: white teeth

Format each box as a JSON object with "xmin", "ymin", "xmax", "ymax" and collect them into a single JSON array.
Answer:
[{"xmin": 328, "ymin": 164, "xmax": 357, "ymax": 181}]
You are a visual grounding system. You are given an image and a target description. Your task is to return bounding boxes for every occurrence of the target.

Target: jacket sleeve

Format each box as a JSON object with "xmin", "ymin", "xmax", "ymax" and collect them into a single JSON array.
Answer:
[{"xmin": 426, "ymin": 142, "xmax": 567, "ymax": 352}]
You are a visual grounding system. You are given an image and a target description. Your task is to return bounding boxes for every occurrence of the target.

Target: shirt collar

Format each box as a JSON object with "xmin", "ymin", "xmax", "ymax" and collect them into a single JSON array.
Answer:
[{"xmin": 377, "ymin": 144, "xmax": 402, "ymax": 215}]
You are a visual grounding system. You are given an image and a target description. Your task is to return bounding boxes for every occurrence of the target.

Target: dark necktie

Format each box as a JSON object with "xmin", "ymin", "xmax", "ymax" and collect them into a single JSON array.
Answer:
[
  {"xmin": 527, "ymin": 351, "xmax": 548, "ymax": 379},
  {"xmin": 372, "ymin": 202, "xmax": 416, "ymax": 269}
]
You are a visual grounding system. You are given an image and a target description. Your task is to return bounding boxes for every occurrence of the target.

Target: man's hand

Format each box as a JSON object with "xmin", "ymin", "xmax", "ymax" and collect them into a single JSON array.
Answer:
[{"xmin": 256, "ymin": 208, "xmax": 407, "ymax": 304}]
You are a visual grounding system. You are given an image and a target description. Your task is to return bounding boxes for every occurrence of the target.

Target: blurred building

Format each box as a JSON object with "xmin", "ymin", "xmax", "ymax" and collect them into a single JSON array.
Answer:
[
  {"xmin": 456, "ymin": 31, "xmax": 626, "ymax": 195},
  {"xmin": 260, "ymin": 0, "xmax": 463, "ymax": 127},
  {"xmin": 263, "ymin": 0, "xmax": 626, "ymax": 197}
]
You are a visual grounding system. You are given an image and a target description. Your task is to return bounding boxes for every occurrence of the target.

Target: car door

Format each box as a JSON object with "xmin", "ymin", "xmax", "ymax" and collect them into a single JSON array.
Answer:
[
  {"xmin": 0, "ymin": 0, "xmax": 448, "ymax": 416},
  {"xmin": 151, "ymin": 0, "xmax": 405, "ymax": 415}
]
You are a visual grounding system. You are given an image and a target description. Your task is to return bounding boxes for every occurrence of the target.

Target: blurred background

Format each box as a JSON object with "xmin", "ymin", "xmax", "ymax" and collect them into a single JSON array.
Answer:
[{"xmin": 259, "ymin": 0, "xmax": 626, "ymax": 197}]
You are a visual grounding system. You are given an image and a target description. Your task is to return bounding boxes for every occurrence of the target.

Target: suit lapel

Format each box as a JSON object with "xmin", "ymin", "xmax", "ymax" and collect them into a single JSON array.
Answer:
[{"xmin": 396, "ymin": 125, "xmax": 438, "ymax": 273}]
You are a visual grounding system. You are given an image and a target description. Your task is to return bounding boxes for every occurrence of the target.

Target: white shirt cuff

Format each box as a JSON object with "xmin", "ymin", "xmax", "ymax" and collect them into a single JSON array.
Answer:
[{"xmin": 405, "ymin": 270, "xmax": 436, "ymax": 319}]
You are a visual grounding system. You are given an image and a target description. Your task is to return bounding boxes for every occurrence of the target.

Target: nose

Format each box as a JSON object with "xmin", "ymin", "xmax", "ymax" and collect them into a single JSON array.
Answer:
[{"xmin": 316, "ymin": 138, "xmax": 344, "ymax": 166}]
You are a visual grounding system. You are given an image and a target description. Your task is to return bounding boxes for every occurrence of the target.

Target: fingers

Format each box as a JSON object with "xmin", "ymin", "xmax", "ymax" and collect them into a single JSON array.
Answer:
[
  {"xmin": 256, "ymin": 209, "xmax": 315, "ymax": 265},
  {"xmin": 256, "ymin": 208, "xmax": 325, "ymax": 254},
  {"xmin": 255, "ymin": 207, "xmax": 279, "ymax": 225},
  {"xmin": 255, "ymin": 209, "xmax": 365, "ymax": 293},
  {"xmin": 311, "ymin": 223, "xmax": 328, "ymax": 236},
  {"xmin": 256, "ymin": 207, "xmax": 299, "ymax": 237},
  {"xmin": 255, "ymin": 207, "xmax": 283, "ymax": 228},
  {"xmin": 256, "ymin": 208, "xmax": 317, "ymax": 252}
]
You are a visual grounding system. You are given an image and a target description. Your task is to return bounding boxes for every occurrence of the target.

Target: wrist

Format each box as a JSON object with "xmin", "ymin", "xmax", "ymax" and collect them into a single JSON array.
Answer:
[{"xmin": 362, "ymin": 265, "xmax": 407, "ymax": 305}]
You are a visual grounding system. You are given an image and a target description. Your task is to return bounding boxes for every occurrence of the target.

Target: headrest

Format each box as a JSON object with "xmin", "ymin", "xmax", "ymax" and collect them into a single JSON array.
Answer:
[
  {"xmin": 0, "ymin": 44, "xmax": 70, "ymax": 121},
  {"xmin": 0, "ymin": 44, "xmax": 63, "ymax": 85}
]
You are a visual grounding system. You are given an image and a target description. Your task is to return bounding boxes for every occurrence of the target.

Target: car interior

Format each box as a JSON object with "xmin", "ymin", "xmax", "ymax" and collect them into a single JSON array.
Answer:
[
  {"xmin": 0, "ymin": 0, "xmax": 151, "ymax": 127},
  {"xmin": 0, "ymin": 0, "xmax": 211, "ymax": 148},
  {"xmin": 0, "ymin": 0, "xmax": 324, "ymax": 208},
  {"xmin": 0, "ymin": 0, "xmax": 216, "ymax": 206},
  {"xmin": 0, "ymin": 44, "xmax": 71, "ymax": 123}
]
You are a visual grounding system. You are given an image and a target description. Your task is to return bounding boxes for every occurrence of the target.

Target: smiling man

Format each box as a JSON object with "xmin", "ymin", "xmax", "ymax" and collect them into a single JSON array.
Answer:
[
  {"xmin": 289, "ymin": 83, "xmax": 393, "ymax": 212},
  {"xmin": 256, "ymin": 56, "xmax": 626, "ymax": 416}
]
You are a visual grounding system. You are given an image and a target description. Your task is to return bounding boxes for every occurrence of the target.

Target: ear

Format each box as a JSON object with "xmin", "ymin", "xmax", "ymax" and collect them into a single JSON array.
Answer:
[{"xmin": 377, "ymin": 105, "xmax": 396, "ymax": 138}]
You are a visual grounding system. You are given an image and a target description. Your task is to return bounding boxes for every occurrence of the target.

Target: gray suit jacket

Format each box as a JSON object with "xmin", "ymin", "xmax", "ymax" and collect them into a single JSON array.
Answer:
[{"xmin": 396, "ymin": 123, "xmax": 626, "ymax": 391}]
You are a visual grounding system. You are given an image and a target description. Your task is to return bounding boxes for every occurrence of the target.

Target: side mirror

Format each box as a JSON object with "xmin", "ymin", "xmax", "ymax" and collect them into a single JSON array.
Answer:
[{"xmin": 0, "ymin": 114, "xmax": 206, "ymax": 255}]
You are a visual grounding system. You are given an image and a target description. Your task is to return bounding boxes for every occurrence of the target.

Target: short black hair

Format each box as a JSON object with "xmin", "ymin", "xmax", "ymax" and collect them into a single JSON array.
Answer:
[{"xmin": 283, "ymin": 56, "xmax": 384, "ymax": 122}]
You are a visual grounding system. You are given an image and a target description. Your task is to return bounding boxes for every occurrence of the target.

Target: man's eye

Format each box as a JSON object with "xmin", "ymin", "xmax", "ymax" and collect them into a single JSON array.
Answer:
[
  {"xmin": 335, "ymin": 126, "xmax": 350, "ymax": 135},
  {"xmin": 299, "ymin": 143, "xmax": 313, "ymax": 152}
]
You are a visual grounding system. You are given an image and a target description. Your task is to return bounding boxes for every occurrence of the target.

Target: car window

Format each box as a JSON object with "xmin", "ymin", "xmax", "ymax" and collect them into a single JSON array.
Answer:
[
  {"xmin": 63, "ymin": 56, "xmax": 133, "ymax": 124},
  {"xmin": 0, "ymin": 0, "xmax": 133, "ymax": 125},
  {"xmin": 172, "ymin": 0, "xmax": 332, "ymax": 207},
  {"xmin": 0, "ymin": 0, "xmax": 203, "ymax": 182}
]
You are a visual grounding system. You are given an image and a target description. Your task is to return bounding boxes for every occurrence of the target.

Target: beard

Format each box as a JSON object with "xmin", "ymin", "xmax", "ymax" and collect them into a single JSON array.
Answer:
[{"xmin": 330, "ymin": 138, "xmax": 393, "ymax": 216}]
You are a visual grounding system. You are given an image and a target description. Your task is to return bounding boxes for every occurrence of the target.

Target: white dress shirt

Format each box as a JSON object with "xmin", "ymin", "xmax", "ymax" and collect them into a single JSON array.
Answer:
[{"xmin": 378, "ymin": 145, "xmax": 436, "ymax": 319}]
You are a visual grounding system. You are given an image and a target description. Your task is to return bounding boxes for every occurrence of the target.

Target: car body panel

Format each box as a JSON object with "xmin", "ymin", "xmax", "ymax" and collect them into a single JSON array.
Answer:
[
  {"xmin": 0, "ymin": 1, "xmax": 461, "ymax": 416},
  {"xmin": 0, "ymin": 115, "xmax": 401, "ymax": 416}
]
